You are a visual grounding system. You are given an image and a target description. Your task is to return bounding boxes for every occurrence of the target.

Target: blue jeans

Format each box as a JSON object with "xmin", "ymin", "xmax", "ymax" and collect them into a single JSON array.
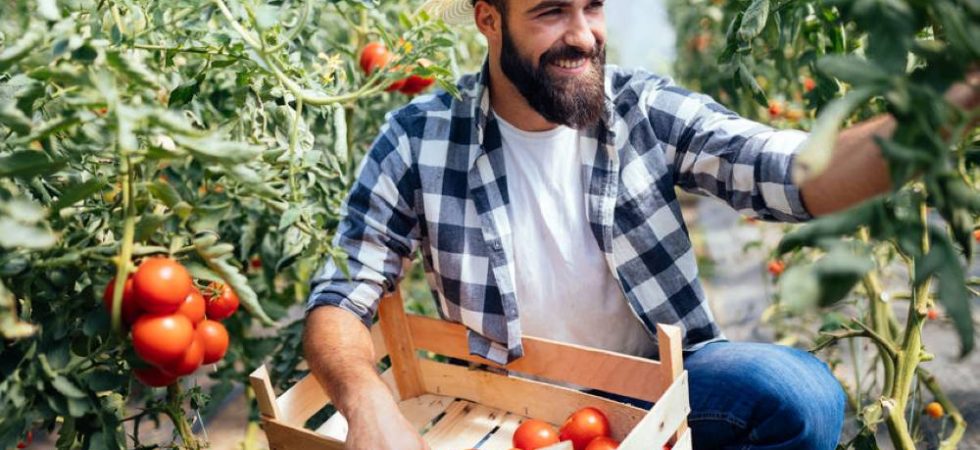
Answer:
[
  {"xmin": 683, "ymin": 342, "xmax": 845, "ymax": 449},
  {"xmin": 589, "ymin": 341, "xmax": 846, "ymax": 450}
]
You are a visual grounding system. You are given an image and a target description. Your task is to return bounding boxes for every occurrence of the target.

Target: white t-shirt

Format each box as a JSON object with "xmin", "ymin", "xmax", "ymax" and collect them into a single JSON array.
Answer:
[{"xmin": 496, "ymin": 114, "xmax": 658, "ymax": 358}]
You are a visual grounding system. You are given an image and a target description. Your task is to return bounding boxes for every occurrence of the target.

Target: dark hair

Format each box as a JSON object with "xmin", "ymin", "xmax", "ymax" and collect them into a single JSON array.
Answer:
[{"xmin": 472, "ymin": 0, "xmax": 507, "ymax": 15}]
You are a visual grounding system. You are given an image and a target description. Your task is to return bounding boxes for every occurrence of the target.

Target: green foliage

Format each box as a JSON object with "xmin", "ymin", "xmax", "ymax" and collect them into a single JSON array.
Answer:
[
  {"xmin": 671, "ymin": 0, "xmax": 978, "ymax": 448},
  {"xmin": 0, "ymin": 0, "xmax": 475, "ymax": 447}
]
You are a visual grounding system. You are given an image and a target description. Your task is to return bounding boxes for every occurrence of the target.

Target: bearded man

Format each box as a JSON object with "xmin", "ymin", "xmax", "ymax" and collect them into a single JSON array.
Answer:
[{"xmin": 302, "ymin": 1, "xmax": 980, "ymax": 449}]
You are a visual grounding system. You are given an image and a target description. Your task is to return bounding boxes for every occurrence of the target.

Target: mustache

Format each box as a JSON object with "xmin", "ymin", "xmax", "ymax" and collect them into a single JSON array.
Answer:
[{"xmin": 539, "ymin": 43, "xmax": 604, "ymax": 66}]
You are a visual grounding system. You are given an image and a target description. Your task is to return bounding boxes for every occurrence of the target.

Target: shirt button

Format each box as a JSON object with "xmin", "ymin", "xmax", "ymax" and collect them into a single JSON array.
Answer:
[{"xmin": 491, "ymin": 241, "xmax": 502, "ymax": 250}]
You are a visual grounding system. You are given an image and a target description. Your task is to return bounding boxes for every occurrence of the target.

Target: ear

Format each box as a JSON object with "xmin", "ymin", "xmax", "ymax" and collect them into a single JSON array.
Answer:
[{"xmin": 474, "ymin": 1, "xmax": 503, "ymax": 42}]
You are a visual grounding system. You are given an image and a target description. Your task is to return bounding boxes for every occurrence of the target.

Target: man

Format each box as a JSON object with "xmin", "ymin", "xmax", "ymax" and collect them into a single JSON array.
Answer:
[{"xmin": 302, "ymin": 0, "xmax": 980, "ymax": 449}]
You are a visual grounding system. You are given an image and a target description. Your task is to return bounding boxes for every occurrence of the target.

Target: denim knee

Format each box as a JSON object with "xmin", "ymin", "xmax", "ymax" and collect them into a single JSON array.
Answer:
[{"xmin": 749, "ymin": 346, "xmax": 846, "ymax": 450}]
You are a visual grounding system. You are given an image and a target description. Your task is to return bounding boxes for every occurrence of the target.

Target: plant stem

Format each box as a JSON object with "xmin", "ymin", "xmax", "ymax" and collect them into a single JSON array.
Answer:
[
  {"xmin": 166, "ymin": 383, "xmax": 202, "ymax": 450},
  {"xmin": 918, "ymin": 368, "xmax": 967, "ymax": 449},
  {"xmin": 111, "ymin": 154, "xmax": 137, "ymax": 334}
]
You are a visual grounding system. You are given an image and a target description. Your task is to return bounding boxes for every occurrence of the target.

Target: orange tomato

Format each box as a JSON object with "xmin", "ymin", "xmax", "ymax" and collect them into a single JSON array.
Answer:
[
  {"xmin": 205, "ymin": 282, "xmax": 239, "ymax": 320},
  {"xmin": 513, "ymin": 419, "xmax": 560, "ymax": 450},
  {"xmin": 177, "ymin": 289, "xmax": 206, "ymax": 325},
  {"xmin": 559, "ymin": 407, "xmax": 612, "ymax": 450},
  {"xmin": 359, "ymin": 42, "xmax": 391, "ymax": 75},
  {"xmin": 102, "ymin": 276, "xmax": 142, "ymax": 325},
  {"xmin": 132, "ymin": 313, "xmax": 195, "ymax": 367},
  {"xmin": 925, "ymin": 402, "xmax": 944, "ymax": 418},
  {"xmin": 133, "ymin": 257, "xmax": 193, "ymax": 314},
  {"xmin": 134, "ymin": 366, "xmax": 178, "ymax": 387},
  {"xmin": 197, "ymin": 320, "xmax": 230, "ymax": 364},
  {"xmin": 767, "ymin": 260, "xmax": 786, "ymax": 277},
  {"xmin": 584, "ymin": 436, "xmax": 620, "ymax": 450}
]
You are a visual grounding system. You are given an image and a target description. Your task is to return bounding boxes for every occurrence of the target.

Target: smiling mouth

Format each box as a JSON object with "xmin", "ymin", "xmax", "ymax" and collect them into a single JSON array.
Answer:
[{"xmin": 551, "ymin": 58, "xmax": 588, "ymax": 70}]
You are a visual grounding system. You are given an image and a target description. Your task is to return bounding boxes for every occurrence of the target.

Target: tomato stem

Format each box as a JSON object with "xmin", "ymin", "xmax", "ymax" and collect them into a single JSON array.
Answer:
[{"xmin": 165, "ymin": 383, "xmax": 203, "ymax": 450}]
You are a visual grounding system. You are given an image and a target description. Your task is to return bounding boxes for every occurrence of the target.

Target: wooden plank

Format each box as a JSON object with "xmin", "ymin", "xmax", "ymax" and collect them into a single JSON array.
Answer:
[
  {"xmin": 312, "ymin": 393, "xmax": 454, "ymax": 442},
  {"xmin": 408, "ymin": 314, "xmax": 670, "ymax": 402},
  {"xmin": 655, "ymin": 324, "xmax": 686, "ymax": 443},
  {"xmin": 672, "ymin": 427, "xmax": 693, "ymax": 450},
  {"xmin": 422, "ymin": 400, "xmax": 508, "ymax": 450},
  {"xmin": 618, "ymin": 371, "xmax": 691, "ymax": 450},
  {"xmin": 379, "ymin": 291, "xmax": 427, "ymax": 400},
  {"xmin": 249, "ymin": 365, "xmax": 281, "ymax": 419},
  {"xmin": 418, "ymin": 358, "xmax": 647, "ymax": 442},
  {"xmin": 276, "ymin": 373, "xmax": 332, "ymax": 427},
  {"xmin": 478, "ymin": 413, "xmax": 525, "ymax": 450},
  {"xmin": 262, "ymin": 418, "xmax": 345, "ymax": 450}
]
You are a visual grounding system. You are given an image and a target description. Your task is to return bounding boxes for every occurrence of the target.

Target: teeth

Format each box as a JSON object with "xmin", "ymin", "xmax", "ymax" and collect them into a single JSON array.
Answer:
[{"xmin": 554, "ymin": 59, "xmax": 585, "ymax": 69}]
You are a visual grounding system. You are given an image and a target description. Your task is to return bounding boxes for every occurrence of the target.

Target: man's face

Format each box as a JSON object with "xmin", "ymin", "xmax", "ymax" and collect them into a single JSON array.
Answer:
[{"xmin": 496, "ymin": 0, "xmax": 607, "ymax": 129}]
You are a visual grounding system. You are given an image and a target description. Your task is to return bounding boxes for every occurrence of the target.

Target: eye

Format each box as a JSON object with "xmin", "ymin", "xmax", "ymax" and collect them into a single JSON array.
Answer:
[
  {"xmin": 541, "ymin": 8, "xmax": 561, "ymax": 16},
  {"xmin": 587, "ymin": 1, "xmax": 604, "ymax": 10}
]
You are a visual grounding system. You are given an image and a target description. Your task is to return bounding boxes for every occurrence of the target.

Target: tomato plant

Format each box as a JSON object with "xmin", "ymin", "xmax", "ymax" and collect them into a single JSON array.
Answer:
[
  {"xmin": 669, "ymin": 0, "xmax": 979, "ymax": 448},
  {"xmin": 0, "ymin": 0, "xmax": 467, "ymax": 447}
]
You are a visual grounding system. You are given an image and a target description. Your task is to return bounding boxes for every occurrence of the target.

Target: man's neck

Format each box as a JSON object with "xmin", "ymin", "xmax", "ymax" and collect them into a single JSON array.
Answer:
[{"xmin": 487, "ymin": 58, "xmax": 559, "ymax": 132}]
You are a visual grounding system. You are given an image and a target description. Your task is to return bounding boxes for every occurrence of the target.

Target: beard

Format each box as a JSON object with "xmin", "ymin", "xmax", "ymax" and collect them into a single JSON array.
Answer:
[{"xmin": 499, "ymin": 22, "xmax": 607, "ymax": 129}]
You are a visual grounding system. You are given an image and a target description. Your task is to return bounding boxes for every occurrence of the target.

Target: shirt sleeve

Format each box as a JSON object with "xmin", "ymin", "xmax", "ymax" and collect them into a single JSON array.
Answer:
[
  {"xmin": 306, "ymin": 117, "xmax": 421, "ymax": 328},
  {"xmin": 642, "ymin": 76, "xmax": 813, "ymax": 222}
]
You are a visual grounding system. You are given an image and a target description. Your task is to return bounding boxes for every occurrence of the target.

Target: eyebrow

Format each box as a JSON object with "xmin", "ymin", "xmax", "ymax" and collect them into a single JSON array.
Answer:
[{"xmin": 526, "ymin": 0, "xmax": 573, "ymax": 15}]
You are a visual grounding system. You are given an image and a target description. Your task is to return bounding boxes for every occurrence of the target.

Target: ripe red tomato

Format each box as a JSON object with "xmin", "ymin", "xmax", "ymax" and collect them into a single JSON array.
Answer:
[
  {"xmin": 559, "ymin": 407, "xmax": 612, "ymax": 450},
  {"xmin": 767, "ymin": 260, "xmax": 785, "ymax": 277},
  {"xmin": 177, "ymin": 289, "xmax": 206, "ymax": 325},
  {"xmin": 133, "ymin": 366, "xmax": 178, "ymax": 387},
  {"xmin": 206, "ymin": 282, "xmax": 239, "ymax": 320},
  {"xmin": 513, "ymin": 419, "xmax": 560, "ymax": 450},
  {"xmin": 133, "ymin": 257, "xmax": 193, "ymax": 313},
  {"xmin": 584, "ymin": 436, "xmax": 619, "ymax": 450},
  {"xmin": 768, "ymin": 100, "xmax": 784, "ymax": 118},
  {"xmin": 132, "ymin": 313, "xmax": 195, "ymax": 367},
  {"xmin": 16, "ymin": 430, "xmax": 32, "ymax": 449},
  {"xmin": 164, "ymin": 334, "xmax": 204, "ymax": 377},
  {"xmin": 197, "ymin": 319, "xmax": 230, "ymax": 364},
  {"xmin": 359, "ymin": 42, "xmax": 391, "ymax": 75},
  {"xmin": 926, "ymin": 308, "xmax": 939, "ymax": 320},
  {"xmin": 387, "ymin": 77, "xmax": 408, "ymax": 92},
  {"xmin": 399, "ymin": 74, "xmax": 435, "ymax": 95},
  {"xmin": 102, "ymin": 276, "xmax": 142, "ymax": 325}
]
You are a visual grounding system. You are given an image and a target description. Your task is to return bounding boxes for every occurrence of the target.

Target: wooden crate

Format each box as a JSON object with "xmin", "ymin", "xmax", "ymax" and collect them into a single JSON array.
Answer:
[{"xmin": 249, "ymin": 290, "xmax": 692, "ymax": 450}]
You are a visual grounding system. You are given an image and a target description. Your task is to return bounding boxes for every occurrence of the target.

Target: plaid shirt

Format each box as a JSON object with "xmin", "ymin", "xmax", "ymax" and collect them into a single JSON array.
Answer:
[{"xmin": 307, "ymin": 61, "xmax": 812, "ymax": 365}]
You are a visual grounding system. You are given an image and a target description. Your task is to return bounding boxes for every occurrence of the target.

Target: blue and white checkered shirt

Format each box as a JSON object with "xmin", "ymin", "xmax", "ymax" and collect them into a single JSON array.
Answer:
[{"xmin": 307, "ymin": 61, "xmax": 812, "ymax": 365}]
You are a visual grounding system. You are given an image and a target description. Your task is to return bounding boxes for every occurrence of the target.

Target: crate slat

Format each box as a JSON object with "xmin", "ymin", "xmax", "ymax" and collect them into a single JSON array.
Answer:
[
  {"xmin": 312, "ymin": 393, "xmax": 454, "ymax": 441},
  {"xmin": 422, "ymin": 400, "xmax": 509, "ymax": 449},
  {"xmin": 476, "ymin": 412, "xmax": 525, "ymax": 450},
  {"xmin": 276, "ymin": 372, "xmax": 331, "ymax": 426},
  {"xmin": 262, "ymin": 418, "xmax": 345, "ymax": 450},
  {"xmin": 250, "ymin": 365, "xmax": 281, "ymax": 420},
  {"xmin": 408, "ymin": 314, "xmax": 671, "ymax": 403},
  {"xmin": 618, "ymin": 371, "xmax": 690, "ymax": 450},
  {"xmin": 672, "ymin": 426, "xmax": 693, "ymax": 450},
  {"xmin": 419, "ymin": 358, "xmax": 647, "ymax": 441},
  {"xmin": 379, "ymin": 292, "xmax": 427, "ymax": 400}
]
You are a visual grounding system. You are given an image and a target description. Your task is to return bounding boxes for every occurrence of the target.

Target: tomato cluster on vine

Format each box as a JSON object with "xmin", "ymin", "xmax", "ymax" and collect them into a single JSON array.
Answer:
[
  {"xmin": 103, "ymin": 257, "xmax": 238, "ymax": 387},
  {"xmin": 359, "ymin": 42, "xmax": 435, "ymax": 96}
]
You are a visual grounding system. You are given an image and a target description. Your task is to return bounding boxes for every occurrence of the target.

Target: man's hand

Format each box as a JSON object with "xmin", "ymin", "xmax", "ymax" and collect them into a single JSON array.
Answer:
[
  {"xmin": 944, "ymin": 68, "xmax": 980, "ymax": 111},
  {"xmin": 344, "ymin": 393, "xmax": 430, "ymax": 450}
]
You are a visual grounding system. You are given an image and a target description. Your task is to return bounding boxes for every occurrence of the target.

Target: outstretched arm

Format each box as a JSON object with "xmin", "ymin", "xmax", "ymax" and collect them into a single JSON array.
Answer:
[{"xmin": 800, "ymin": 74, "xmax": 980, "ymax": 217}]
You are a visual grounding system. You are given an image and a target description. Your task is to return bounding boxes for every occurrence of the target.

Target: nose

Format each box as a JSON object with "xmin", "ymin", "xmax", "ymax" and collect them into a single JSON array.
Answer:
[{"xmin": 564, "ymin": 10, "xmax": 598, "ymax": 53}]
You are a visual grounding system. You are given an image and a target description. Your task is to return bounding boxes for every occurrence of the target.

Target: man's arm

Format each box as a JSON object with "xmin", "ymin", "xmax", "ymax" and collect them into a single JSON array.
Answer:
[
  {"xmin": 800, "ymin": 74, "xmax": 980, "ymax": 217},
  {"xmin": 303, "ymin": 306, "xmax": 428, "ymax": 449}
]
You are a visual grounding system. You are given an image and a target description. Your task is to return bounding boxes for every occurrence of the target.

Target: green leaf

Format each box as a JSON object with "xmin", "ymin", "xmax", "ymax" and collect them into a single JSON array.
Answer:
[
  {"xmin": 737, "ymin": 0, "xmax": 770, "ymax": 42},
  {"xmin": 50, "ymin": 179, "xmax": 105, "ymax": 213},
  {"xmin": 38, "ymin": 0, "xmax": 62, "ymax": 21},
  {"xmin": 0, "ymin": 22, "xmax": 45, "ymax": 72},
  {"xmin": 914, "ymin": 230, "xmax": 974, "ymax": 356},
  {"xmin": 0, "ymin": 103, "xmax": 33, "ymax": 135},
  {"xmin": 792, "ymin": 87, "xmax": 878, "ymax": 184},
  {"xmin": 816, "ymin": 55, "xmax": 890, "ymax": 87},
  {"xmin": 168, "ymin": 79, "xmax": 200, "ymax": 108},
  {"xmin": 52, "ymin": 375, "xmax": 87, "ymax": 398},
  {"xmin": 777, "ymin": 200, "xmax": 881, "ymax": 254},
  {"xmin": 173, "ymin": 135, "xmax": 263, "ymax": 164},
  {"xmin": 147, "ymin": 180, "xmax": 182, "ymax": 208},
  {"xmin": 0, "ymin": 217, "xmax": 58, "ymax": 249},
  {"xmin": 193, "ymin": 235, "xmax": 274, "ymax": 326},
  {"xmin": 0, "ymin": 151, "xmax": 67, "ymax": 178},
  {"xmin": 105, "ymin": 51, "xmax": 161, "ymax": 90},
  {"xmin": 778, "ymin": 266, "xmax": 821, "ymax": 314}
]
